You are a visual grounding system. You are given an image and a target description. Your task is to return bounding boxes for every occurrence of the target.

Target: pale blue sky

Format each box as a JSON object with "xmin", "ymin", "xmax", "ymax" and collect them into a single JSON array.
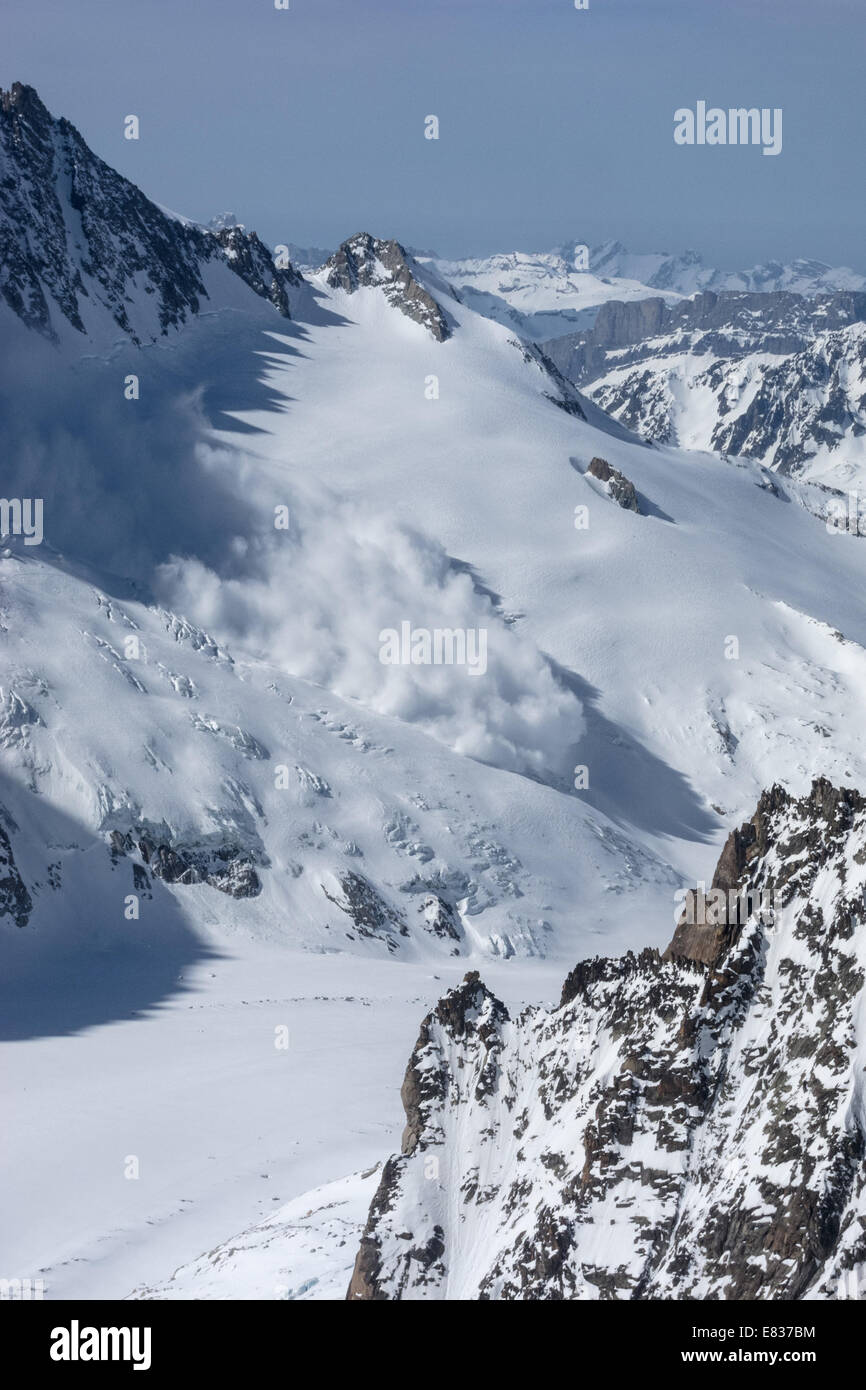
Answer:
[{"xmin": 5, "ymin": 0, "xmax": 864, "ymax": 268}]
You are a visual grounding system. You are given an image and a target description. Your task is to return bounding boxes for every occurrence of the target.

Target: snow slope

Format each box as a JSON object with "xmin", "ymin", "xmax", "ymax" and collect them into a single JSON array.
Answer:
[
  {"xmin": 0, "ymin": 539, "xmax": 682, "ymax": 971},
  {"xmin": 7, "ymin": 254, "xmax": 866, "ymax": 1297},
  {"xmin": 203, "ymin": 261, "xmax": 866, "ymax": 874},
  {"xmin": 131, "ymin": 1167, "xmax": 383, "ymax": 1302}
]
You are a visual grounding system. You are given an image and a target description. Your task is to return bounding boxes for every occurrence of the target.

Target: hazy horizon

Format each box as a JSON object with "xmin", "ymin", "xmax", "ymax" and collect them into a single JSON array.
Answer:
[{"xmin": 4, "ymin": 0, "xmax": 866, "ymax": 272}]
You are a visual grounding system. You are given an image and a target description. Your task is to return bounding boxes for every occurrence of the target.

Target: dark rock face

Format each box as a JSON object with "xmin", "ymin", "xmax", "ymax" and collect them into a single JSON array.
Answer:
[
  {"xmin": 210, "ymin": 224, "xmax": 298, "ymax": 319},
  {"xmin": 346, "ymin": 1156, "xmax": 407, "ymax": 1301},
  {"xmin": 544, "ymin": 288, "xmax": 866, "ymax": 387},
  {"xmin": 667, "ymin": 779, "xmax": 863, "ymax": 969},
  {"xmin": 108, "ymin": 827, "xmax": 262, "ymax": 898},
  {"xmin": 348, "ymin": 779, "xmax": 866, "ymax": 1299},
  {"xmin": 515, "ymin": 341, "xmax": 588, "ymax": 419},
  {"xmin": 0, "ymin": 814, "xmax": 33, "ymax": 927},
  {"xmin": 419, "ymin": 894, "xmax": 462, "ymax": 947},
  {"xmin": 400, "ymin": 971, "xmax": 510, "ymax": 1156},
  {"xmin": 0, "ymin": 82, "xmax": 301, "ymax": 343},
  {"xmin": 586, "ymin": 456, "xmax": 640, "ymax": 512},
  {"xmin": 348, "ymin": 973, "xmax": 510, "ymax": 1300},
  {"xmin": 321, "ymin": 869, "xmax": 409, "ymax": 951},
  {"xmin": 589, "ymin": 295, "xmax": 669, "ymax": 356},
  {"xmin": 323, "ymin": 233, "xmax": 451, "ymax": 342}
]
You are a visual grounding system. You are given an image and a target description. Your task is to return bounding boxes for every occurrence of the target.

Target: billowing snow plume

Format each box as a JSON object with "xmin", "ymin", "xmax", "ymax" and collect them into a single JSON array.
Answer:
[{"xmin": 156, "ymin": 465, "xmax": 583, "ymax": 778}]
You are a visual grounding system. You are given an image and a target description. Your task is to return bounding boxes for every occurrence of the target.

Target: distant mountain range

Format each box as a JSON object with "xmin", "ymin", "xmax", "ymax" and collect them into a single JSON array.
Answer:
[
  {"xmin": 540, "ymin": 289, "xmax": 866, "ymax": 486},
  {"xmin": 427, "ymin": 240, "xmax": 866, "ymax": 342}
]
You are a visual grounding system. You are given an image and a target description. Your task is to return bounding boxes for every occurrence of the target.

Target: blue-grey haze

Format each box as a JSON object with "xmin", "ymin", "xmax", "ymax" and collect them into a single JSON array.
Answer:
[{"xmin": 4, "ymin": 0, "xmax": 864, "ymax": 270}]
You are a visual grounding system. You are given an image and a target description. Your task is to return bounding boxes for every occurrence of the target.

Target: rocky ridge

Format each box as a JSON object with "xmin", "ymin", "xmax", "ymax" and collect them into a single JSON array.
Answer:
[
  {"xmin": 323, "ymin": 233, "xmax": 452, "ymax": 342},
  {"xmin": 0, "ymin": 82, "xmax": 303, "ymax": 343},
  {"xmin": 348, "ymin": 779, "xmax": 866, "ymax": 1300}
]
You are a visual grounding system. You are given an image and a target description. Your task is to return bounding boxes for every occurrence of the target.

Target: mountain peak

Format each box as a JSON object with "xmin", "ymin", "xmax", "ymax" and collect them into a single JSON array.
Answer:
[
  {"xmin": 0, "ymin": 82, "xmax": 57, "ymax": 161},
  {"xmin": 0, "ymin": 86, "xmax": 302, "ymax": 343},
  {"xmin": 323, "ymin": 233, "xmax": 451, "ymax": 341},
  {"xmin": 0, "ymin": 81, "xmax": 49, "ymax": 118}
]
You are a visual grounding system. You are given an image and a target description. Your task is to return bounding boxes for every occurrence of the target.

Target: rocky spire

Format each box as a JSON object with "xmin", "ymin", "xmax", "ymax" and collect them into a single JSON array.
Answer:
[{"xmin": 324, "ymin": 233, "xmax": 451, "ymax": 341}]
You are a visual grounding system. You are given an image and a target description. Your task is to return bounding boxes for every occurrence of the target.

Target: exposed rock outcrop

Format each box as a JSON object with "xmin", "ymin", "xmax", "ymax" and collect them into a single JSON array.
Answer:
[
  {"xmin": 0, "ymin": 813, "xmax": 33, "ymax": 927},
  {"xmin": 321, "ymin": 869, "xmax": 409, "ymax": 951},
  {"xmin": 324, "ymin": 233, "xmax": 451, "ymax": 341},
  {"xmin": 348, "ymin": 779, "xmax": 866, "ymax": 1299},
  {"xmin": 108, "ymin": 827, "xmax": 262, "ymax": 899},
  {"xmin": 586, "ymin": 456, "xmax": 640, "ymax": 512}
]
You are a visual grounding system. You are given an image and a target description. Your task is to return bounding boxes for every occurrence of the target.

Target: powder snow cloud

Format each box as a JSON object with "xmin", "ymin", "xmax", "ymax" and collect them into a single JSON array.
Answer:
[{"xmin": 156, "ymin": 459, "xmax": 583, "ymax": 778}]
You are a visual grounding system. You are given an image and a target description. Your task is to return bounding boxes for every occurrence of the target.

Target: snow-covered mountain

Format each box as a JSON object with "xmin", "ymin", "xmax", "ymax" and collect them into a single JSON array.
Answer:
[
  {"xmin": 348, "ymin": 779, "xmax": 866, "ymax": 1300},
  {"xmin": 540, "ymin": 289, "xmax": 866, "ymax": 491},
  {"xmin": 587, "ymin": 322, "xmax": 866, "ymax": 489},
  {"xmin": 547, "ymin": 287, "xmax": 866, "ymax": 383},
  {"xmin": 4, "ymin": 84, "xmax": 866, "ymax": 1302},
  {"xmin": 0, "ymin": 82, "xmax": 303, "ymax": 346},
  {"xmin": 587, "ymin": 240, "xmax": 866, "ymax": 300},
  {"xmin": 3, "ymin": 540, "xmax": 678, "ymax": 972},
  {"xmin": 430, "ymin": 240, "xmax": 866, "ymax": 342},
  {"xmin": 709, "ymin": 323, "xmax": 866, "ymax": 484},
  {"xmin": 322, "ymin": 233, "xmax": 455, "ymax": 342}
]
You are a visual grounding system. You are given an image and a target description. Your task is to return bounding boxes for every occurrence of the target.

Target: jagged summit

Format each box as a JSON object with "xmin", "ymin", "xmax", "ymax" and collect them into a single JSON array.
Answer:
[
  {"xmin": 1, "ymin": 80, "xmax": 53, "ymax": 117},
  {"xmin": 208, "ymin": 211, "xmax": 243, "ymax": 232},
  {"xmin": 666, "ymin": 778, "xmax": 863, "ymax": 968},
  {"xmin": 0, "ymin": 82, "xmax": 303, "ymax": 343},
  {"xmin": 323, "ymin": 232, "xmax": 452, "ymax": 341},
  {"xmin": 349, "ymin": 778, "xmax": 866, "ymax": 1300}
]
